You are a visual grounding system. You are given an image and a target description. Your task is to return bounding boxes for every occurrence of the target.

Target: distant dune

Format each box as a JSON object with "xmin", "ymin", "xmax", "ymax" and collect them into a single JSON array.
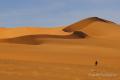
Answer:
[
  {"xmin": 0, "ymin": 27, "xmax": 69, "ymax": 39},
  {"xmin": 63, "ymin": 17, "xmax": 116, "ymax": 32},
  {"xmin": 63, "ymin": 17, "xmax": 120, "ymax": 39}
]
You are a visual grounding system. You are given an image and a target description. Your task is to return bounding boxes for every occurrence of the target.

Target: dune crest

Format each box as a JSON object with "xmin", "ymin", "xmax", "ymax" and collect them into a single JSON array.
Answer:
[{"xmin": 63, "ymin": 17, "xmax": 116, "ymax": 32}]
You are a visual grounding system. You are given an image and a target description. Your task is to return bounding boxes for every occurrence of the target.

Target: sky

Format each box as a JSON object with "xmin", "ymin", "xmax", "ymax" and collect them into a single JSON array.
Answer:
[{"xmin": 0, "ymin": 0, "xmax": 119, "ymax": 27}]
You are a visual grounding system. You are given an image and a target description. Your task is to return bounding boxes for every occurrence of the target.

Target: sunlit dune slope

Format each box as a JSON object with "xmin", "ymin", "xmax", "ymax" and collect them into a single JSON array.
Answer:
[{"xmin": 81, "ymin": 22, "xmax": 120, "ymax": 38}]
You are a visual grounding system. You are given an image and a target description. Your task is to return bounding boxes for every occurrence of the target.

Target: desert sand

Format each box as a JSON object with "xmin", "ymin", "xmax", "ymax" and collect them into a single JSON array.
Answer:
[{"xmin": 0, "ymin": 17, "xmax": 120, "ymax": 80}]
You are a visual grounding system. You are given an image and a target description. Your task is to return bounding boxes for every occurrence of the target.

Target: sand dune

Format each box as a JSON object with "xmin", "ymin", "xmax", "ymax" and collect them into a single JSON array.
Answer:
[
  {"xmin": 1, "ymin": 17, "xmax": 120, "ymax": 45},
  {"xmin": 0, "ymin": 17, "xmax": 120, "ymax": 80},
  {"xmin": 63, "ymin": 17, "xmax": 120, "ymax": 39},
  {"xmin": 63, "ymin": 17, "xmax": 116, "ymax": 32},
  {"xmin": 0, "ymin": 17, "xmax": 120, "ymax": 40}
]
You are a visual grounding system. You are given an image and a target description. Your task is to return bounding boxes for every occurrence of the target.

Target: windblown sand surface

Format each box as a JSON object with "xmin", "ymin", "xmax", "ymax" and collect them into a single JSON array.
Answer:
[{"xmin": 0, "ymin": 17, "xmax": 120, "ymax": 80}]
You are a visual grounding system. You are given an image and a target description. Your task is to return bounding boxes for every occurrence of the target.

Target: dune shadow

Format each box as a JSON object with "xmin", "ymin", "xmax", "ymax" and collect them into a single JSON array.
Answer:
[{"xmin": 0, "ymin": 31, "xmax": 88, "ymax": 45}]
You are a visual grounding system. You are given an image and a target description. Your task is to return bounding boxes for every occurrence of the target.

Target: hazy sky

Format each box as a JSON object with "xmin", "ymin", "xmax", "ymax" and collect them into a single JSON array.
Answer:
[{"xmin": 0, "ymin": 0, "xmax": 119, "ymax": 27}]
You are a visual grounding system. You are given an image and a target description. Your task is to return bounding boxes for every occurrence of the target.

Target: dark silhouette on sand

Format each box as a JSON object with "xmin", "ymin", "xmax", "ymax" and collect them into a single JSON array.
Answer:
[{"xmin": 95, "ymin": 61, "xmax": 98, "ymax": 66}]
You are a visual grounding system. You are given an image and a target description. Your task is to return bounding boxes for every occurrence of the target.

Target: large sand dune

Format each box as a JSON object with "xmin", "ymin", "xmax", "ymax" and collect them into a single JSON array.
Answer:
[
  {"xmin": 63, "ymin": 17, "xmax": 116, "ymax": 32},
  {"xmin": 0, "ymin": 17, "xmax": 120, "ymax": 80},
  {"xmin": 63, "ymin": 17, "xmax": 120, "ymax": 39}
]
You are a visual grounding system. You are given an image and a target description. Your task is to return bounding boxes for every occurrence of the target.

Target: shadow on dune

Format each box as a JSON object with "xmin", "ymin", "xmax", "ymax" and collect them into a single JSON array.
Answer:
[{"xmin": 0, "ymin": 31, "xmax": 88, "ymax": 45}]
